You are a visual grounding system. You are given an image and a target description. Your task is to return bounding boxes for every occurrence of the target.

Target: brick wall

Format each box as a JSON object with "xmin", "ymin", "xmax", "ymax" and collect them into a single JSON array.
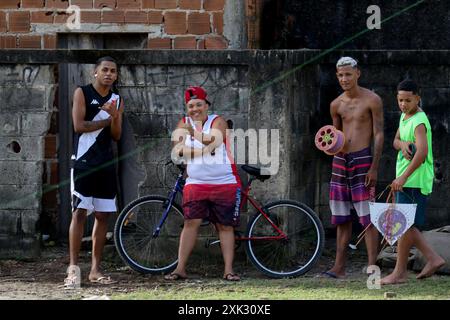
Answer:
[
  {"xmin": 0, "ymin": 0, "xmax": 229, "ymax": 49},
  {"xmin": 0, "ymin": 1, "xmax": 232, "ymax": 241}
]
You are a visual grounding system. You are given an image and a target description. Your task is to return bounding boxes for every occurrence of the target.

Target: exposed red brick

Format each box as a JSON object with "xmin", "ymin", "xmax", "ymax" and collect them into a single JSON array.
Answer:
[
  {"xmin": 22, "ymin": 0, "xmax": 45, "ymax": 8},
  {"xmin": 0, "ymin": 11, "xmax": 6, "ymax": 32},
  {"xmin": 53, "ymin": 11, "xmax": 69, "ymax": 23},
  {"xmin": 9, "ymin": 11, "xmax": 31, "ymax": 33},
  {"xmin": 18, "ymin": 35, "xmax": 42, "ymax": 48},
  {"xmin": 197, "ymin": 38, "xmax": 205, "ymax": 49},
  {"xmin": 117, "ymin": 0, "xmax": 140, "ymax": 9},
  {"xmin": 94, "ymin": 0, "xmax": 116, "ymax": 8},
  {"xmin": 173, "ymin": 36, "xmax": 196, "ymax": 49},
  {"xmin": 142, "ymin": 0, "xmax": 154, "ymax": 8},
  {"xmin": 0, "ymin": 36, "xmax": 17, "ymax": 48},
  {"xmin": 31, "ymin": 11, "xmax": 54, "ymax": 23},
  {"xmin": 164, "ymin": 11, "xmax": 186, "ymax": 34},
  {"xmin": 80, "ymin": 10, "xmax": 101, "ymax": 23},
  {"xmin": 50, "ymin": 162, "xmax": 59, "ymax": 185},
  {"xmin": 43, "ymin": 34, "xmax": 57, "ymax": 48},
  {"xmin": 102, "ymin": 10, "xmax": 125, "ymax": 23},
  {"xmin": 204, "ymin": 35, "xmax": 227, "ymax": 49},
  {"xmin": 45, "ymin": 0, "xmax": 69, "ymax": 9},
  {"xmin": 125, "ymin": 11, "xmax": 147, "ymax": 23},
  {"xmin": 203, "ymin": 0, "xmax": 224, "ymax": 11},
  {"xmin": 148, "ymin": 37, "xmax": 171, "ymax": 49},
  {"xmin": 187, "ymin": 12, "xmax": 210, "ymax": 34},
  {"xmin": 71, "ymin": 0, "xmax": 93, "ymax": 9},
  {"xmin": 148, "ymin": 10, "xmax": 162, "ymax": 24},
  {"xmin": 154, "ymin": 0, "xmax": 176, "ymax": 9},
  {"xmin": 44, "ymin": 135, "xmax": 57, "ymax": 158},
  {"xmin": 179, "ymin": 0, "xmax": 201, "ymax": 10},
  {"xmin": 0, "ymin": 1, "xmax": 20, "ymax": 9},
  {"xmin": 212, "ymin": 12, "xmax": 222, "ymax": 34}
]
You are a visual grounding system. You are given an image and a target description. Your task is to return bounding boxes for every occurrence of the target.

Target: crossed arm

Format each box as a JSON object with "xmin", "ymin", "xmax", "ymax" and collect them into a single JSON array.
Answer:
[
  {"xmin": 72, "ymin": 88, "xmax": 123, "ymax": 141},
  {"xmin": 172, "ymin": 117, "xmax": 228, "ymax": 159}
]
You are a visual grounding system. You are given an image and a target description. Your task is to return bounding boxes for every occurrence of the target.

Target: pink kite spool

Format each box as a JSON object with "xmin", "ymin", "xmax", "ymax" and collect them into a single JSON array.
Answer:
[{"xmin": 314, "ymin": 125, "xmax": 345, "ymax": 155}]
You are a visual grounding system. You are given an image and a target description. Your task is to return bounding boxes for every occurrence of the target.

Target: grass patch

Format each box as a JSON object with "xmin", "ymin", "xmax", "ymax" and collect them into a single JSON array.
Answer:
[{"xmin": 112, "ymin": 274, "xmax": 450, "ymax": 300}]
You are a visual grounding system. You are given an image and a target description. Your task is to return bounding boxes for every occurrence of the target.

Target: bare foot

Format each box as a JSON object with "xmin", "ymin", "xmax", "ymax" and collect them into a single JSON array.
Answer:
[
  {"xmin": 416, "ymin": 257, "xmax": 445, "ymax": 279},
  {"xmin": 381, "ymin": 272, "xmax": 408, "ymax": 285},
  {"xmin": 164, "ymin": 272, "xmax": 188, "ymax": 281}
]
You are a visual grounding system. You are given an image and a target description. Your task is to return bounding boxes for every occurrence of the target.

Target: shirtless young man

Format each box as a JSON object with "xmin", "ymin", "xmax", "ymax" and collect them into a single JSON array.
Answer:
[{"xmin": 324, "ymin": 57, "xmax": 384, "ymax": 279}]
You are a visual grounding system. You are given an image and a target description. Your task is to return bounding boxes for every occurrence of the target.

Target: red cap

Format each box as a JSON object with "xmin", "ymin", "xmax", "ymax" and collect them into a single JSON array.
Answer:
[{"xmin": 184, "ymin": 86, "xmax": 210, "ymax": 105}]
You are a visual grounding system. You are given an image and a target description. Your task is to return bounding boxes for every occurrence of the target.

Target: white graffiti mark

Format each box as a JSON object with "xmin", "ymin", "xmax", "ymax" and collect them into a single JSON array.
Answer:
[{"xmin": 23, "ymin": 66, "xmax": 40, "ymax": 86}]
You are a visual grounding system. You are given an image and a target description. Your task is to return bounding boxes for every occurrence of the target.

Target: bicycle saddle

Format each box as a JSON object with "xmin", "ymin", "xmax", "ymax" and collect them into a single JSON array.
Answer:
[{"xmin": 241, "ymin": 165, "xmax": 272, "ymax": 181}]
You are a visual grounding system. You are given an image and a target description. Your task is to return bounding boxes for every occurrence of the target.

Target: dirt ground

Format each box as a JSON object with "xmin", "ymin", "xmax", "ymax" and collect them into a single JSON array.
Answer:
[{"xmin": 0, "ymin": 238, "xmax": 369, "ymax": 300}]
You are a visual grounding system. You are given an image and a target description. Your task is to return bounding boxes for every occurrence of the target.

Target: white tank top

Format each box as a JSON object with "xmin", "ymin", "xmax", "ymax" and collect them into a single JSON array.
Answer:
[{"xmin": 184, "ymin": 115, "xmax": 240, "ymax": 185}]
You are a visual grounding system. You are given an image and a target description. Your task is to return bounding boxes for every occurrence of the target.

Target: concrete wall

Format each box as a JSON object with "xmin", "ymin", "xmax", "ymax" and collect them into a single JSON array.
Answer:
[
  {"xmin": 0, "ymin": 49, "xmax": 449, "ymax": 260},
  {"xmin": 293, "ymin": 51, "xmax": 450, "ymax": 229},
  {"xmin": 0, "ymin": 63, "xmax": 55, "ymax": 259}
]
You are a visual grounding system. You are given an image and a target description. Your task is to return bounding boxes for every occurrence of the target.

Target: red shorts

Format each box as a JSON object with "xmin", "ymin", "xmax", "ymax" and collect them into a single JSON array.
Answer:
[{"xmin": 182, "ymin": 184, "xmax": 241, "ymax": 227}]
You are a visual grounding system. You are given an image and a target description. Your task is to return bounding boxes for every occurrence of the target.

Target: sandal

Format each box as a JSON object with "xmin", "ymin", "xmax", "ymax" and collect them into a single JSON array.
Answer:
[
  {"xmin": 223, "ymin": 273, "xmax": 241, "ymax": 281},
  {"xmin": 89, "ymin": 276, "xmax": 117, "ymax": 285},
  {"xmin": 59, "ymin": 265, "xmax": 81, "ymax": 290},
  {"xmin": 60, "ymin": 275, "xmax": 79, "ymax": 290},
  {"xmin": 164, "ymin": 273, "xmax": 187, "ymax": 281},
  {"xmin": 315, "ymin": 270, "xmax": 345, "ymax": 279}
]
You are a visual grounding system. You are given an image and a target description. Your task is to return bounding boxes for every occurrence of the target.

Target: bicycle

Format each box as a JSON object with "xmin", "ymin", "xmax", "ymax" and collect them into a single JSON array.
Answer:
[{"xmin": 114, "ymin": 162, "xmax": 325, "ymax": 278}]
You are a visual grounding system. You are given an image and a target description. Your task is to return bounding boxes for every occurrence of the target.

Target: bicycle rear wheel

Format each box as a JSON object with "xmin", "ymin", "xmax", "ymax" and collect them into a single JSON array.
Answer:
[
  {"xmin": 245, "ymin": 200, "xmax": 324, "ymax": 278},
  {"xmin": 114, "ymin": 195, "xmax": 184, "ymax": 274}
]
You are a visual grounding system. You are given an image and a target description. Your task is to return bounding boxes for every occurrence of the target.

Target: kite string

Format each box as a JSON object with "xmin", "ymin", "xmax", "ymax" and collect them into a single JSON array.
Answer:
[
  {"xmin": 354, "ymin": 185, "xmax": 391, "ymax": 244},
  {"xmin": 384, "ymin": 189, "xmax": 396, "ymax": 243}
]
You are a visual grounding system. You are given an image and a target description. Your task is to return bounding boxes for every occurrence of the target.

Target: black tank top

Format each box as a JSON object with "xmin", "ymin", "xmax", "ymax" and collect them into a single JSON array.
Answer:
[{"xmin": 72, "ymin": 84, "xmax": 118, "ymax": 170}]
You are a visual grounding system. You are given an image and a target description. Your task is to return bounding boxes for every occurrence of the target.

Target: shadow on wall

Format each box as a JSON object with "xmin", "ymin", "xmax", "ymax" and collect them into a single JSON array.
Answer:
[{"xmin": 117, "ymin": 114, "xmax": 146, "ymax": 211}]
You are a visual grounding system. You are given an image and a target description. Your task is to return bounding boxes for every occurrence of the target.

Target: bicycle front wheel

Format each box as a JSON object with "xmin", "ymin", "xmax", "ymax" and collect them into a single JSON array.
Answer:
[
  {"xmin": 114, "ymin": 195, "xmax": 184, "ymax": 274},
  {"xmin": 245, "ymin": 200, "xmax": 324, "ymax": 278}
]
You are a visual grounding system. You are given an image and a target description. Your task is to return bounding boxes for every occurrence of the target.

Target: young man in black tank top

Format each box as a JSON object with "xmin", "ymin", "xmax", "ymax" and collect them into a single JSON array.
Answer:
[{"xmin": 64, "ymin": 57, "xmax": 123, "ymax": 288}]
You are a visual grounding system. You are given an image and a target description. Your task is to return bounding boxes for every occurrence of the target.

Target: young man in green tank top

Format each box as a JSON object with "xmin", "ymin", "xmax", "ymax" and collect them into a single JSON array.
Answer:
[{"xmin": 381, "ymin": 80, "xmax": 445, "ymax": 285}]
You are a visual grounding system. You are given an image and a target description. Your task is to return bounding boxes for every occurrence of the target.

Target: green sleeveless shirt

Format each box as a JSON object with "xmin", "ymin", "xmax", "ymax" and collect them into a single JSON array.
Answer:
[{"xmin": 396, "ymin": 111, "xmax": 434, "ymax": 195}]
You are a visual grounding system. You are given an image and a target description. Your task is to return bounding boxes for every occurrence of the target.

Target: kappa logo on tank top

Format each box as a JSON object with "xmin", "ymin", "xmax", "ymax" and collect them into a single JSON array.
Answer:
[{"xmin": 72, "ymin": 84, "xmax": 119, "ymax": 169}]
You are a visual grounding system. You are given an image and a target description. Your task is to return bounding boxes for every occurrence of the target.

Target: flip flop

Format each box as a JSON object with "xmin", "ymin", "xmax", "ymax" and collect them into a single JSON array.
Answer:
[
  {"xmin": 59, "ymin": 275, "xmax": 80, "ymax": 290},
  {"xmin": 316, "ymin": 271, "xmax": 341, "ymax": 279},
  {"xmin": 322, "ymin": 271, "xmax": 338, "ymax": 278},
  {"xmin": 223, "ymin": 273, "xmax": 241, "ymax": 281},
  {"xmin": 89, "ymin": 276, "xmax": 117, "ymax": 285},
  {"xmin": 164, "ymin": 273, "xmax": 187, "ymax": 281}
]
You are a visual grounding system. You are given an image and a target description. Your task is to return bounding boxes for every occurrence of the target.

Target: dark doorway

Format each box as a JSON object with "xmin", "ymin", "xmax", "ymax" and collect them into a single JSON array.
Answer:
[{"xmin": 56, "ymin": 33, "xmax": 147, "ymax": 241}]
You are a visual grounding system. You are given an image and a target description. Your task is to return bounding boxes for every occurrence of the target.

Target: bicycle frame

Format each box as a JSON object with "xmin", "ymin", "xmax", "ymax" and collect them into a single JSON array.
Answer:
[
  {"xmin": 152, "ymin": 166, "xmax": 185, "ymax": 238},
  {"xmin": 152, "ymin": 166, "xmax": 288, "ymax": 242},
  {"xmin": 236, "ymin": 177, "xmax": 288, "ymax": 242}
]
